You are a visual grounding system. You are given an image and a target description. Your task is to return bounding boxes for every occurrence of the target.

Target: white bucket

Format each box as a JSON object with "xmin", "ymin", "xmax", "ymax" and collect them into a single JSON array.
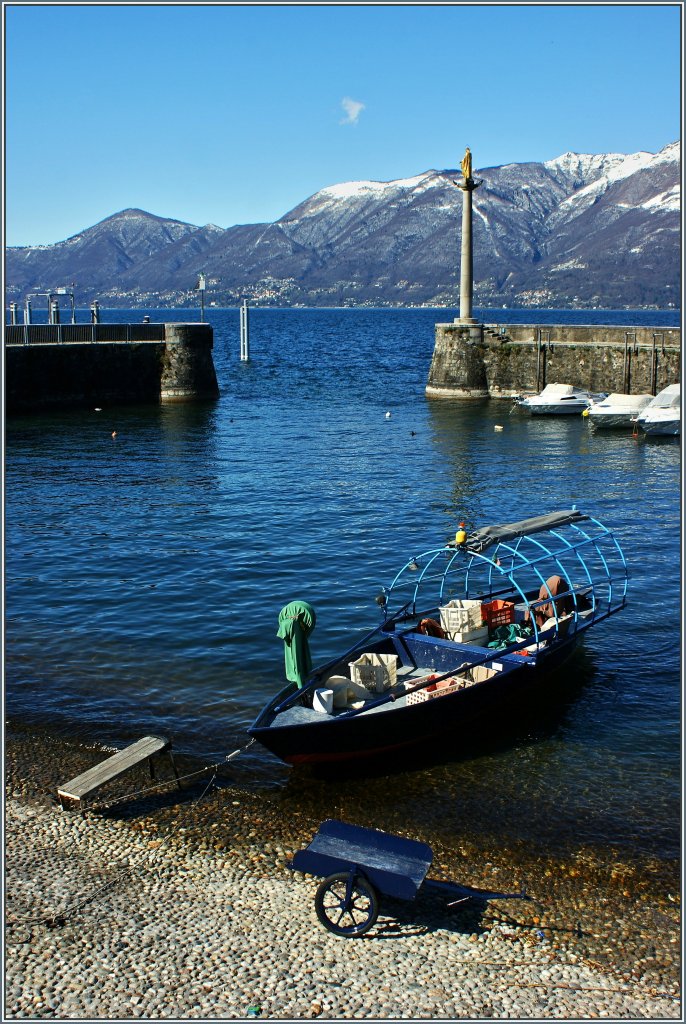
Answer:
[{"xmin": 313, "ymin": 688, "xmax": 334, "ymax": 714}]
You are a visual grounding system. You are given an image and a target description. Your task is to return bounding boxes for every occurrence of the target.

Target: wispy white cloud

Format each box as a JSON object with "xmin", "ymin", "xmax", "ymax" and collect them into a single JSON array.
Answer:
[{"xmin": 340, "ymin": 97, "xmax": 365, "ymax": 126}]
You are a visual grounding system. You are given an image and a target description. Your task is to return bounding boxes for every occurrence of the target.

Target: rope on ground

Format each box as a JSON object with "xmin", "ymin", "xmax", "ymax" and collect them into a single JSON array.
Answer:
[
  {"xmin": 5, "ymin": 868, "xmax": 131, "ymax": 931},
  {"xmin": 89, "ymin": 762, "xmax": 218, "ymax": 812},
  {"xmin": 396, "ymin": 958, "xmax": 679, "ymax": 1000},
  {"xmin": 86, "ymin": 737, "xmax": 256, "ymax": 812},
  {"xmin": 6, "ymin": 736, "xmax": 256, "ymax": 930}
]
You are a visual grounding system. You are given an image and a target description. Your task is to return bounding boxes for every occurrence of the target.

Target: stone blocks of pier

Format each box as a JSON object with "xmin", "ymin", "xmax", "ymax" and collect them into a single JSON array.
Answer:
[
  {"xmin": 426, "ymin": 322, "xmax": 681, "ymax": 399},
  {"xmin": 5, "ymin": 322, "xmax": 219, "ymax": 413},
  {"xmin": 160, "ymin": 323, "xmax": 219, "ymax": 403}
]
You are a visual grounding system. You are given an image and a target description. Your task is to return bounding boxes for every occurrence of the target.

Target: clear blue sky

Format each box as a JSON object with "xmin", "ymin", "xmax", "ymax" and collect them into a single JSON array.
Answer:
[{"xmin": 4, "ymin": 2, "xmax": 682, "ymax": 246}]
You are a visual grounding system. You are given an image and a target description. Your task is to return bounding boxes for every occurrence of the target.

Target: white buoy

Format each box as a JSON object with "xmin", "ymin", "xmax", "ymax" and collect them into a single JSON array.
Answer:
[
  {"xmin": 385, "ymin": 411, "xmax": 392, "ymax": 419},
  {"xmin": 494, "ymin": 424, "xmax": 504, "ymax": 432}
]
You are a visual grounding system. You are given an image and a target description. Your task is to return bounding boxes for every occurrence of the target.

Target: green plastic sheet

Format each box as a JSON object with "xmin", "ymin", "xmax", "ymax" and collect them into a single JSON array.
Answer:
[
  {"xmin": 277, "ymin": 601, "xmax": 316, "ymax": 687},
  {"xmin": 487, "ymin": 622, "xmax": 533, "ymax": 651}
]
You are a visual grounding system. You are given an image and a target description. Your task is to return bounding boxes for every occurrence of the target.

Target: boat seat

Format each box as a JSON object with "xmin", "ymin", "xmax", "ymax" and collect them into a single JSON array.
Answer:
[{"xmin": 274, "ymin": 705, "xmax": 329, "ymax": 727}]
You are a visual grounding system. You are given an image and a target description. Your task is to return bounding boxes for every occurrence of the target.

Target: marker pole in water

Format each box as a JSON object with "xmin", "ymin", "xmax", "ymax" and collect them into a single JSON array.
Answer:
[
  {"xmin": 240, "ymin": 299, "xmax": 250, "ymax": 361},
  {"xmin": 197, "ymin": 273, "xmax": 206, "ymax": 323}
]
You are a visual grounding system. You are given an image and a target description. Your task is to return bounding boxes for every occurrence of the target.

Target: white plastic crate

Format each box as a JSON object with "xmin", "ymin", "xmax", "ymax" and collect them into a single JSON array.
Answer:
[
  {"xmin": 406, "ymin": 676, "xmax": 464, "ymax": 704},
  {"xmin": 450, "ymin": 625, "xmax": 490, "ymax": 646},
  {"xmin": 349, "ymin": 652, "xmax": 398, "ymax": 693},
  {"xmin": 407, "ymin": 664, "xmax": 497, "ymax": 703},
  {"xmin": 439, "ymin": 599, "xmax": 484, "ymax": 635}
]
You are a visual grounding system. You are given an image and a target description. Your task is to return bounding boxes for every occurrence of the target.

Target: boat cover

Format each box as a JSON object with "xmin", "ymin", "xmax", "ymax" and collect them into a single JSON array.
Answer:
[
  {"xmin": 599, "ymin": 393, "xmax": 652, "ymax": 408},
  {"xmin": 277, "ymin": 600, "xmax": 316, "ymax": 687},
  {"xmin": 647, "ymin": 384, "xmax": 680, "ymax": 409},
  {"xmin": 537, "ymin": 383, "xmax": 577, "ymax": 397},
  {"xmin": 465, "ymin": 509, "xmax": 589, "ymax": 553},
  {"xmin": 384, "ymin": 507, "xmax": 626, "ymax": 629}
]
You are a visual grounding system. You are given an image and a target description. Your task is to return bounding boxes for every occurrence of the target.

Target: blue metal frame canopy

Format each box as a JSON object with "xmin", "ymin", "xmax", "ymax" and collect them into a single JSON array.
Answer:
[
  {"xmin": 382, "ymin": 509, "xmax": 628, "ymax": 637},
  {"xmin": 462, "ymin": 509, "xmax": 588, "ymax": 553}
]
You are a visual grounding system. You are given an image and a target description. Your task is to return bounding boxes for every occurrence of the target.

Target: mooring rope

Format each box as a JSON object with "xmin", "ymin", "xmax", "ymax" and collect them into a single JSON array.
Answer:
[
  {"xmin": 5, "ymin": 737, "xmax": 256, "ymax": 930},
  {"xmin": 87, "ymin": 738, "xmax": 256, "ymax": 813}
]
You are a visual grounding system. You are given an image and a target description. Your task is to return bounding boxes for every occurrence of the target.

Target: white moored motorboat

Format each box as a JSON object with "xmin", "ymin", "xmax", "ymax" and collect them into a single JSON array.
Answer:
[
  {"xmin": 516, "ymin": 383, "xmax": 606, "ymax": 416},
  {"xmin": 634, "ymin": 384, "xmax": 680, "ymax": 436},
  {"xmin": 585, "ymin": 392, "xmax": 653, "ymax": 429}
]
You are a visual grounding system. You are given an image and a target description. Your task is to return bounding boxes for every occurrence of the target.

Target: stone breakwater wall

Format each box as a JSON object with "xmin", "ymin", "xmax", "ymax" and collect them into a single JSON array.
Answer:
[
  {"xmin": 5, "ymin": 322, "xmax": 219, "ymax": 413},
  {"xmin": 426, "ymin": 322, "xmax": 681, "ymax": 399}
]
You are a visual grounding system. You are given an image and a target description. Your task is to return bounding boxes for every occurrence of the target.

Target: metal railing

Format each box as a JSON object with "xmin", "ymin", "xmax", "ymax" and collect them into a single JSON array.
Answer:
[{"xmin": 4, "ymin": 323, "xmax": 166, "ymax": 346}]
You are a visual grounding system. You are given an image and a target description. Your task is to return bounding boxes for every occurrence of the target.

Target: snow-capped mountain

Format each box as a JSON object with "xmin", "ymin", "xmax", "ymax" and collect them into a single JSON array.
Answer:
[{"xmin": 5, "ymin": 142, "xmax": 680, "ymax": 308}]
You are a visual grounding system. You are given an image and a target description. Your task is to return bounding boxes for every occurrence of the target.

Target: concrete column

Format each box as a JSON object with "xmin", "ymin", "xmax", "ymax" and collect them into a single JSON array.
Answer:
[
  {"xmin": 460, "ymin": 185, "xmax": 474, "ymax": 321},
  {"xmin": 426, "ymin": 321, "xmax": 489, "ymax": 398},
  {"xmin": 456, "ymin": 180, "xmax": 482, "ymax": 325}
]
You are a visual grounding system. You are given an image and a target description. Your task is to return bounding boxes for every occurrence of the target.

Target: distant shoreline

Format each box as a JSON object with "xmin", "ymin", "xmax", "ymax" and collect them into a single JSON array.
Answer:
[{"xmin": 6, "ymin": 304, "xmax": 681, "ymax": 317}]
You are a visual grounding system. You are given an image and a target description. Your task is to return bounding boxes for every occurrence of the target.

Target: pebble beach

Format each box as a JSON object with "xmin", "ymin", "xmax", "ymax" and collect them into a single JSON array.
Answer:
[{"xmin": 4, "ymin": 728, "xmax": 681, "ymax": 1021}]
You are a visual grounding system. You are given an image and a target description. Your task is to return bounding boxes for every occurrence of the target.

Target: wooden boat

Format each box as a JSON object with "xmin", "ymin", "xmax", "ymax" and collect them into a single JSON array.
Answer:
[{"xmin": 249, "ymin": 510, "xmax": 628, "ymax": 765}]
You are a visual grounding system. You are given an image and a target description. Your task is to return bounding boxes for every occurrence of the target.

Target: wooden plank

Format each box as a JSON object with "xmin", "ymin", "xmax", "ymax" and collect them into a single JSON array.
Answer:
[{"xmin": 57, "ymin": 735, "xmax": 170, "ymax": 808}]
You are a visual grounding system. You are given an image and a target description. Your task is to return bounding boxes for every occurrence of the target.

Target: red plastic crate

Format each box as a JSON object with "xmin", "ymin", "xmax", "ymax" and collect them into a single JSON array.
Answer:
[{"xmin": 481, "ymin": 599, "xmax": 515, "ymax": 628}]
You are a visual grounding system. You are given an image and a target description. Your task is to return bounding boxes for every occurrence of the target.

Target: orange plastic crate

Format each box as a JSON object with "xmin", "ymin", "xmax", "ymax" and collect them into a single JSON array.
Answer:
[{"xmin": 481, "ymin": 599, "xmax": 515, "ymax": 628}]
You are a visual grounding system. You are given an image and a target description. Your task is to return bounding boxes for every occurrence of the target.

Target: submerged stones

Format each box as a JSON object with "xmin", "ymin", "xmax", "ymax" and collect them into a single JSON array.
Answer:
[{"xmin": 3, "ymin": 730, "xmax": 680, "ymax": 1019}]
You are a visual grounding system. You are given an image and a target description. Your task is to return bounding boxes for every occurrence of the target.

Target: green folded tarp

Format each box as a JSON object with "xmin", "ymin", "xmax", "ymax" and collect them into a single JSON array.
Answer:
[
  {"xmin": 487, "ymin": 622, "xmax": 533, "ymax": 651},
  {"xmin": 277, "ymin": 600, "xmax": 316, "ymax": 687}
]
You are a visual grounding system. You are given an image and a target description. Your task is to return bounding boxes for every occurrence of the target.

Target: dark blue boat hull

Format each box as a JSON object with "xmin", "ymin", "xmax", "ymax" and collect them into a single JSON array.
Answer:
[{"xmin": 250, "ymin": 636, "xmax": 577, "ymax": 765}]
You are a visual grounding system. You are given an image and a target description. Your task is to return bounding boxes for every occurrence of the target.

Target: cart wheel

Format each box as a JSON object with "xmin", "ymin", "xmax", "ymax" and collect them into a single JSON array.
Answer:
[{"xmin": 314, "ymin": 872, "xmax": 379, "ymax": 937}]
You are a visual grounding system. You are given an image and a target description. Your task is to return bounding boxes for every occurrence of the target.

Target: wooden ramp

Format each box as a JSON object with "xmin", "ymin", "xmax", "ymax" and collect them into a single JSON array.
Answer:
[{"xmin": 57, "ymin": 735, "xmax": 180, "ymax": 811}]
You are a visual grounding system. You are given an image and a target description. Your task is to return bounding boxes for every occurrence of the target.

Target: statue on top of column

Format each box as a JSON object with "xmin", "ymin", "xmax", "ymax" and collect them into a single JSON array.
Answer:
[{"xmin": 461, "ymin": 147, "xmax": 472, "ymax": 182}]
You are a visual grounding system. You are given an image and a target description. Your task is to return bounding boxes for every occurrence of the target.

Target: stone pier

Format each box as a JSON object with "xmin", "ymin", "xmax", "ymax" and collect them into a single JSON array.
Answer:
[
  {"xmin": 5, "ymin": 322, "xmax": 219, "ymax": 413},
  {"xmin": 160, "ymin": 323, "xmax": 219, "ymax": 403},
  {"xmin": 426, "ymin": 321, "xmax": 680, "ymax": 399},
  {"xmin": 427, "ymin": 146, "xmax": 680, "ymax": 400}
]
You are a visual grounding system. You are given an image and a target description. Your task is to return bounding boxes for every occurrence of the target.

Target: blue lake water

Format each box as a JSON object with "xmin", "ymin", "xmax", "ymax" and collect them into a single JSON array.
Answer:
[{"xmin": 5, "ymin": 307, "xmax": 681, "ymax": 861}]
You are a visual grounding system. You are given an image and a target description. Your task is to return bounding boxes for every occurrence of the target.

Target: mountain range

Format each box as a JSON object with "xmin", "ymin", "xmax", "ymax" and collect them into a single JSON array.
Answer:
[{"xmin": 5, "ymin": 141, "xmax": 680, "ymax": 309}]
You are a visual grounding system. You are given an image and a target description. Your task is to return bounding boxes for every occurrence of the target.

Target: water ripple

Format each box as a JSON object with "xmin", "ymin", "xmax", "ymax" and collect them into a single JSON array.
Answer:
[{"xmin": 5, "ymin": 307, "xmax": 680, "ymax": 857}]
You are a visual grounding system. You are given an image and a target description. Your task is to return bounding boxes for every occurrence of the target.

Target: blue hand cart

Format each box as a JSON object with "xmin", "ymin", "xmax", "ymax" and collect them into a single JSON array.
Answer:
[{"xmin": 289, "ymin": 818, "xmax": 527, "ymax": 937}]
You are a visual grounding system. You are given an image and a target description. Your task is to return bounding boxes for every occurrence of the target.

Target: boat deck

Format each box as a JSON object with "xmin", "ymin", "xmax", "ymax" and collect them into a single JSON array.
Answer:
[
  {"xmin": 269, "ymin": 661, "xmax": 499, "ymax": 729},
  {"xmin": 272, "ymin": 665, "xmax": 435, "ymax": 729}
]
